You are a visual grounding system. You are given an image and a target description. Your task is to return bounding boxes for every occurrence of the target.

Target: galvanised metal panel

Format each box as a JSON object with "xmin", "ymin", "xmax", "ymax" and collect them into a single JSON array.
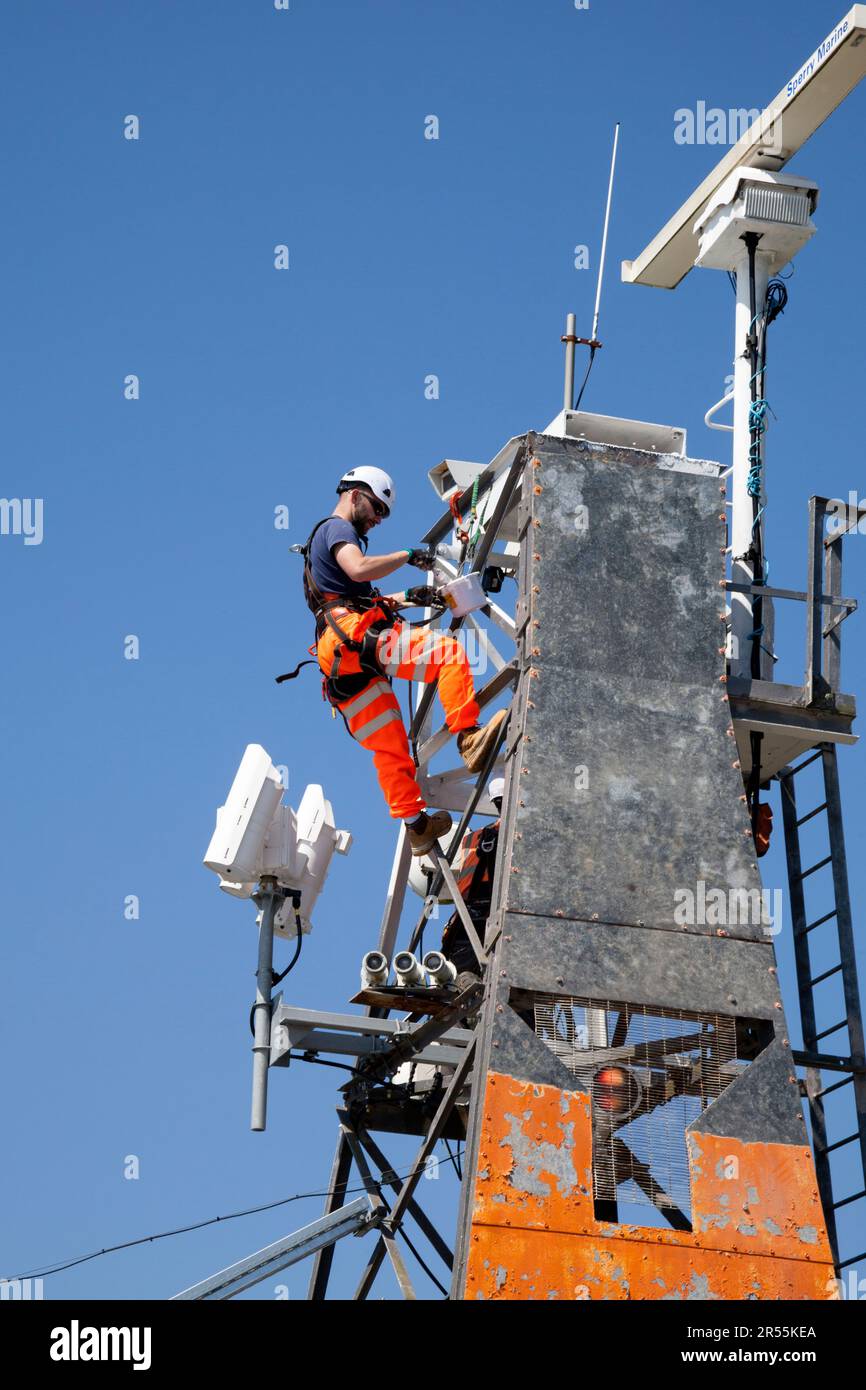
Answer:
[
  {"xmin": 506, "ymin": 435, "xmax": 767, "ymax": 940},
  {"xmin": 496, "ymin": 916, "xmax": 784, "ymax": 1020},
  {"xmin": 689, "ymin": 1037, "xmax": 806, "ymax": 1146}
]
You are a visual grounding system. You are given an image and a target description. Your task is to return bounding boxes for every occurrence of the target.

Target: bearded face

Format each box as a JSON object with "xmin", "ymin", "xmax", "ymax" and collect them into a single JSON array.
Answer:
[{"xmin": 350, "ymin": 489, "xmax": 381, "ymax": 534}]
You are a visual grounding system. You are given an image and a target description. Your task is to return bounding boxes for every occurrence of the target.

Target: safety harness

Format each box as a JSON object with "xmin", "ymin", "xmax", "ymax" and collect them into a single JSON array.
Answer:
[
  {"xmin": 442, "ymin": 822, "xmax": 500, "ymax": 966},
  {"xmin": 457, "ymin": 824, "xmax": 499, "ymax": 902},
  {"xmin": 276, "ymin": 517, "xmax": 394, "ymax": 709}
]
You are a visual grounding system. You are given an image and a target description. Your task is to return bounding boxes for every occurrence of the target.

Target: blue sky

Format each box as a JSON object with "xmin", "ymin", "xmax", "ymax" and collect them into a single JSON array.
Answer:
[{"xmin": 2, "ymin": 0, "xmax": 865, "ymax": 1300}]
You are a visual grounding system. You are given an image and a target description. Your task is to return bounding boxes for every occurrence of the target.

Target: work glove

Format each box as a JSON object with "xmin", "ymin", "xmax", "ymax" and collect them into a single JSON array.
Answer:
[
  {"xmin": 406, "ymin": 547, "xmax": 436, "ymax": 570},
  {"xmin": 405, "ymin": 585, "xmax": 444, "ymax": 607}
]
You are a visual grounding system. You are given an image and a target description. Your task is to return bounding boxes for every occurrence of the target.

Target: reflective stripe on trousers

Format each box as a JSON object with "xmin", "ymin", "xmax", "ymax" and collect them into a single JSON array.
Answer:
[
  {"xmin": 316, "ymin": 613, "xmax": 423, "ymax": 820},
  {"xmin": 376, "ymin": 625, "xmax": 479, "ymax": 731},
  {"xmin": 316, "ymin": 610, "xmax": 480, "ymax": 820}
]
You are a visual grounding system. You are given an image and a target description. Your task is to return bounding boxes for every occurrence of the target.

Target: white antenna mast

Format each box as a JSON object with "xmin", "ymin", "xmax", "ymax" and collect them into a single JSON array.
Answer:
[{"xmin": 592, "ymin": 120, "xmax": 621, "ymax": 345}]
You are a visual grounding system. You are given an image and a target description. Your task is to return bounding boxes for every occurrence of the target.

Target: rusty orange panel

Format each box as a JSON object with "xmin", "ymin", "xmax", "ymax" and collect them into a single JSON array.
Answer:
[
  {"xmin": 471, "ymin": 1073, "xmax": 594, "ymax": 1232},
  {"xmin": 689, "ymin": 1131, "xmax": 834, "ymax": 1262},
  {"xmin": 465, "ymin": 1228, "xmax": 839, "ymax": 1301},
  {"xmin": 464, "ymin": 1072, "xmax": 836, "ymax": 1300}
]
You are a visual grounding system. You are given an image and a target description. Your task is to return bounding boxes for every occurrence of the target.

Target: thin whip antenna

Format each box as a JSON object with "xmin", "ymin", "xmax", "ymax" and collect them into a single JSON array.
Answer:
[
  {"xmin": 591, "ymin": 121, "xmax": 620, "ymax": 344},
  {"xmin": 571, "ymin": 121, "xmax": 621, "ymax": 414}
]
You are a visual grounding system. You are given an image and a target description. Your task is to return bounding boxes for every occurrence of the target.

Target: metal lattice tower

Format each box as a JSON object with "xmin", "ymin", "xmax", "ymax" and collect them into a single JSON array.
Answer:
[
  {"xmin": 296, "ymin": 428, "xmax": 863, "ymax": 1300},
  {"xmin": 181, "ymin": 427, "xmax": 863, "ymax": 1301}
]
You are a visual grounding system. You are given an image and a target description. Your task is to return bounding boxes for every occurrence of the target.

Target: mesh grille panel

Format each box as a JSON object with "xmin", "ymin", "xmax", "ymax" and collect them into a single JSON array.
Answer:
[{"xmin": 532, "ymin": 996, "xmax": 746, "ymax": 1221}]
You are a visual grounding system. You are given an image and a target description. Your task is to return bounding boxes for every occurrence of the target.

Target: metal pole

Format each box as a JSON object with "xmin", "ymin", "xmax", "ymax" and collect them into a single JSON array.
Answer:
[
  {"xmin": 251, "ymin": 878, "xmax": 279, "ymax": 1132},
  {"xmin": 563, "ymin": 312, "xmax": 576, "ymax": 412},
  {"xmin": 590, "ymin": 122, "xmax": 620, "ymax": 344},
  {"xmin": 730, "ymin": 247, "xmax": 772, "ymax": 680}
]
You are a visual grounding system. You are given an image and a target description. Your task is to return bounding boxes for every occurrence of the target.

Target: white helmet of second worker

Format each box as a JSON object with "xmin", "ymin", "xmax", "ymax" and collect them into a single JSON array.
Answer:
[
  {"xmin": 337, "ymin": 466, "xmax": 395, "ymax": 517},
  {"xmin": 488, "ymin": 777, "xmax": 505, "ymax": 807}
]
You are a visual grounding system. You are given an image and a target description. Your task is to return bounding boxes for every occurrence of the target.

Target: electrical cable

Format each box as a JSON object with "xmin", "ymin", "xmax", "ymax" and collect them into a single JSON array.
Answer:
[
  {"xmin": 573, "ymin": 344, "xmax": 597, "ymax": 412},
  {"xmin": 13, "ymin": 1147, "xmax": 465, "ymax": 1283},
  {"xmin": 396, "ymin": 1226, "xmax": 450, "ymax": 1297},
  {"xmin": 444, "ymin": 1137, "xmax": 462, "ymax": 1181},
  {"xmin": 765, "ymin": 276, "xmax": 788, "ymax": 324},
  {"xmin": 289, "ymin": 1053, "xmax": 367, "ymax": 1077},
  {"xmin": 741, "ymin": 256, "xmax": 789, "ymax": 829},
  {"xmin": 247, "ymin": 909, "xmax": 304, "ymax": 1037},
  {"xmin": 744, "ymin": 235, "xmax": 766, "ymax": 829},
  {"xmin": 272, "ymin": 912, "xmax": 303, "ymax": 986}
]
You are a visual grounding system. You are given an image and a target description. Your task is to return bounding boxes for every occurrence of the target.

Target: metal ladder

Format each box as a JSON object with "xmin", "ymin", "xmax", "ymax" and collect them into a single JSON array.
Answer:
[{"xmin": 779, "ymin": 743, "xmax": 866, "ymax": 1272}]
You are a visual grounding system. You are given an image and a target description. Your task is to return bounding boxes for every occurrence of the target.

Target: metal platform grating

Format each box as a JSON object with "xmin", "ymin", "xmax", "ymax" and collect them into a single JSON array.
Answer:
[{"xmin": 533, "ymin": 996, "xmax": 748, "ymax": 1222}]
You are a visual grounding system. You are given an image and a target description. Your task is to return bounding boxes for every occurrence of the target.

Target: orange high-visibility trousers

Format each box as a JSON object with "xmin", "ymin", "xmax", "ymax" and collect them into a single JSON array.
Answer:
[{"xmin": 316, "ymin": 607, "xmax": 480, "ymax": 819}]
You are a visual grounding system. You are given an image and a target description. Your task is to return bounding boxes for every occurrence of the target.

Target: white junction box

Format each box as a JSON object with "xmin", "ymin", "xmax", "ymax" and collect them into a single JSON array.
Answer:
[{"xmin": 695, "ymin": 167, "xmax": 819, "ymax": 273}]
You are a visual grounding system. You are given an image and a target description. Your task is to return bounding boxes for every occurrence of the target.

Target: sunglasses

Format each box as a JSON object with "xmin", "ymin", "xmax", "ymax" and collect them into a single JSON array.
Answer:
[{"xmin": 367, "ymin": 495, "xmax": 388, "ymax": 519}]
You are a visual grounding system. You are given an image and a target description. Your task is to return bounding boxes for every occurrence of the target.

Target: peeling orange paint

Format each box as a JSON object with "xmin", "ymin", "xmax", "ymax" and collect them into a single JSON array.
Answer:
[
  {"xmin": 463, "ymin": 1072, "xmax": 837, "ymax": 1301},
  {"xmin": 465, "ymin": 1229, "xmax": 838, "ymax": 1301},
  {"xmin": 689, "ymin": 1131, "xmax": 833, "ymax": 1262},
  {"xmin": 472, "ymin": 1075, "xmax": 594, "ymax": 1231}
]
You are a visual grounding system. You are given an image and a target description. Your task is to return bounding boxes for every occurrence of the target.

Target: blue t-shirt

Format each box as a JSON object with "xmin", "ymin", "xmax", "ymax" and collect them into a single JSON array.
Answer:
[{"xmin": 308, "ymin": 517, "xmax": 373, "ymax": 600}]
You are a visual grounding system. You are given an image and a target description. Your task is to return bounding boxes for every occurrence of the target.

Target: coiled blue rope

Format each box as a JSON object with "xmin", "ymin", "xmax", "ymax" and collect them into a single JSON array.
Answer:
[{"xmin": 747, "ymin": 397, "xmax": 771, "ymax": 501}]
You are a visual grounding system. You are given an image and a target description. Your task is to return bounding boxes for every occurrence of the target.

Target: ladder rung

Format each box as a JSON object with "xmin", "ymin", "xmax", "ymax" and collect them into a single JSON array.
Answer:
[
  {"xmin": 810, "ymin": 963, "xmax": 843, "ymax": 988},
  {"xmin": 840, "ymin": 1250, "xmax": 866, "ymax": 1270},
  {"xmin": 816, "ymin": 1075, "xmax": 854, "ymax": 1099},
  {"xmin": 797, "ymin": 802, "xmax": 829, "ymax": 828},
  {"xmin": 796, "ymin": 855, "xmax": 833, "ymax": 881},
  {"xmin": 792, "ymin": 1049, "xmax": 862, "ymax": 1072},
  {"xmin": 802, "ymin": 909, "xmax": 838, "ymax": 935},
  {"xmin": 824, "ymin": 1132, "xmax": 858, "ymax": 1156},
  {"xmin": 788, "ymin": 749, "xmax": 825, "ymax": 776},
  {"xmin": 832, "ymin": 1189, "xmax": 866, "ymax": 1212},
  {"xmin": 815, "ymin": 1020, "xmax": 848, "ymax": 1043}
]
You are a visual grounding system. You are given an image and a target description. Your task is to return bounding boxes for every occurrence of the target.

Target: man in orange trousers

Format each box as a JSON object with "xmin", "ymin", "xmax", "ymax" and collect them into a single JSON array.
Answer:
[{"xmin": 301, "ymin": 466, "xmax": 505, "ymax": 856}]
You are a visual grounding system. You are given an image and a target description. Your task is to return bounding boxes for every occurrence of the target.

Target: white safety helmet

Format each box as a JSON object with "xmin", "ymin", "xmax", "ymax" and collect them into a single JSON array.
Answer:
[
  {"xmin": 337, "ymin": 466, "xmax": 395, "ymax": 517},
  {"xmin": 488, "ymin": 777, "xmax": 505, "ymax": 806}
]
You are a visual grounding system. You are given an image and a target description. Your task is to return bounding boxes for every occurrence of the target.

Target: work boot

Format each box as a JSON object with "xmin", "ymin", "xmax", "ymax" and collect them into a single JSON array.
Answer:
[
  {"xmin": 407, "ymin": 809, "xmax": 453, "ymax": 857},
  {"xmin": 457, "ymin": 709, "xmax": 507, "ymax": 774}
]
